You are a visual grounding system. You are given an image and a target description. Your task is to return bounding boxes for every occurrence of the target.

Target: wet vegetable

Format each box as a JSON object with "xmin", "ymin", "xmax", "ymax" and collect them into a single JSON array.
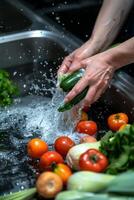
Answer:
[
  {"xmin": 54, "ymin": 136, "xmax": 75, "ymax": 157},
  {"xmin": 66, "ymin": 142, "xmax": 100, "ymax": 170},
  {"xmin": 100, "ymin": 124, "xmax": 134, "ymax": 174},
  {"xmin": 79, "ymin": 149, "xmax": 108, "ymax": 172},
  {"xmin": 107, "ymin": 113, "xmax": 129, "ymax": 131},
  {"xmin": 27, "ymin": 138, "xmax": 48, "ymax": 159},
  {"xmin": 59, "ymin": 70, "xmax": 84, "ymax": 92},
  {"xmin": 67, "ymin": 171, "xmax": 115, "ymax": 192},
  {"xmin": 36, "ymin": 172, "xmax": 63, "ymax": 198},
  {"xmin": 53, "ymin": 163, "xmax": 72, "ymax": 185},
  {"xmin": 58, "ymin": 87, "xmax": 88, "ymax": 112},
  {"xmin": 39, "ymin": 151, "xmax": 64, "ymax": 170},
  {"xmin": 0, "ymin": 69, "xmax": 18, "ymax": 106},
  {"xmin": 76, "ymin": 120, "xmax": 98, "ymax": 135}
]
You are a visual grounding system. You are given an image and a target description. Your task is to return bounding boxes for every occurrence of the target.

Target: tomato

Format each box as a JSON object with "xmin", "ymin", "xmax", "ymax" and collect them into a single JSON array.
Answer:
[
  {"xmin": 36, "ymin": 172, "xmax": 63, "ymax": 198},
  {"xmin": 108, "ymin": 113, "xmax": 129, "ymax": 131},
  {"xmin": 54, "ymin": 136, "xmax": 75, "ymax": 157},
  {"xmin": 80, "ymin": 136, "xmax": 97, "ymax": 143},
  {"xmin": 40, "ymin": 151, "xmax": 64, "ymax": 170},
  {"xmin": 80, "ymin": 111, "xmax": 88, "ymax": 121},
  {"xmin": 53, "ymin": 163, "xmax": 72, "ymax": 184},
  {"xmin": 76, "ymin": 120, "xmax": 97, "ymax": 135},
  {"xmin": 27, "ymin": 138, "xmax": 48, "ymax": 159},
  {"xmin": 79, "ymin": 149, "xmax": 108, "ymax": 172}
]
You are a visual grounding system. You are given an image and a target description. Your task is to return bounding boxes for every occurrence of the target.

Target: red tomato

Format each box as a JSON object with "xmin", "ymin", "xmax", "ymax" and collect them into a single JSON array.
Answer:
[
  {"xmin": 40, "ymin": 151, "xmax": 64, "ymax": 170},
  {"xmin": 54, "ymin": 136, "xmax": 75, "ymax": 157},
  {"xmin": 53, "ymin": 163, "xmax": 72, "ymax": 184},
  {"xmin": 76, "ymin": 120, "xmax": 97, "ymax": 135},
  {"xmin": 79, "ymin": 149, "xmax": 108, "ymax": 172},
  {"xmin": 108, "ymin": 113, "xmax": 129, "ymax": 131},
  {"xmin": 27, "ymin": 138, "xmax": 48, "ymax": 159}
]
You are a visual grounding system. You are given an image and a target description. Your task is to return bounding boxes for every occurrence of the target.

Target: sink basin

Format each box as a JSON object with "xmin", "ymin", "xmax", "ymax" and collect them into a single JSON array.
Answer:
[{"xmin": 0, "ymin": 30, "xmax": 133, "ymax": 196}]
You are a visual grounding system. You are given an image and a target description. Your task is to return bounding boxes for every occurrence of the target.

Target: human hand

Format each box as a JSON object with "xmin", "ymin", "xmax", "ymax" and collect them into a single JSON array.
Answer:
[
  {"xmin": 58, "ymin": 39, "xmax": 99, "ymax": 76},
  {"xmin": 63, "ymin": 52, "xmax": 115, "ymax": 107}
]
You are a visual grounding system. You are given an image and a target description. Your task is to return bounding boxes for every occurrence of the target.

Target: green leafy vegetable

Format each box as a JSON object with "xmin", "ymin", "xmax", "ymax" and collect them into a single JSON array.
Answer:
[
  {"xmin": 99, "ymin": 124, "xmax": 134, "ymax": 174},
  {"xmin": 0, "ymin": 69, "xmax": 18, "ymax": 106}
]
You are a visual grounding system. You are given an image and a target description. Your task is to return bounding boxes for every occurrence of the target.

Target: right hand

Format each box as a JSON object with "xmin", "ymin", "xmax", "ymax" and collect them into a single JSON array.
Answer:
[{"xmin": 58, "ymin": 39, "xmax": 99, "ymax": 76}]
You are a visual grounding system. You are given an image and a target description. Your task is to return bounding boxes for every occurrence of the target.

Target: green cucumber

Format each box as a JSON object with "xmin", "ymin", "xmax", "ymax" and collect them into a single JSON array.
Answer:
[
  {"xmin": 60, "ymin": 70, "xmax": 84, "ymax": 92},
  {"xmin": 55, "ymin": 190, "xmax": 94, "ymax": 200},
  {"xmin": 58, "ymin": 87, "xmax": 88, "ymax": 112}
]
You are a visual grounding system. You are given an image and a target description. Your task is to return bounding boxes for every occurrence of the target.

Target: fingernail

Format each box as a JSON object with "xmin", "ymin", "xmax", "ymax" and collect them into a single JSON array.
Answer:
[{"xmin": 64, "ymin": 97, "xmax": 68, "ymax": 103}]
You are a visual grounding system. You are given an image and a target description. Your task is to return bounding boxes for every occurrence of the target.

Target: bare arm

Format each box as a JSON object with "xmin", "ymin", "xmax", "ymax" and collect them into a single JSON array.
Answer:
[
  {"xmin": 58, "ymin": 0, "xmax": 133, "ymax": 75},
  {"xmin": 91, "ymin": 0, "xmax": 133, "ymax": 52},
  {"xmin": 64, "ymin": 37, "xmax": 134, "ymax": 106}
]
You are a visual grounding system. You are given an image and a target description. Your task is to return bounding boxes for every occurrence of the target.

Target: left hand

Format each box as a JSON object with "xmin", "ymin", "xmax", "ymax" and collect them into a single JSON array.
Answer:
[{"xmin": 64, "ymin": 52, "xmax": 115, "ymax": 107}]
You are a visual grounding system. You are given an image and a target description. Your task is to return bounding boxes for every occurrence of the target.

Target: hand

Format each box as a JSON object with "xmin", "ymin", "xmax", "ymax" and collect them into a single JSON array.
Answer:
[
  {"xmin": 64, "ymin": 53, "xmax": 115, "ymax": 107},
  {"xmin": 58, "ymin": 39, "xmax": 99, "ymax": 76}
]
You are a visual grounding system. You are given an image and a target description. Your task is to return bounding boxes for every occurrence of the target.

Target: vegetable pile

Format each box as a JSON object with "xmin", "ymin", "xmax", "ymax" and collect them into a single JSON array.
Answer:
[
  {"xmin": 100, "ymin": 124, "xmax": 134, "ymax": 174},
  {"xmin": 0, "ymin": 83, "xmax": 133, "ymax": 200},
  {"xmin": 0, "ymin": 69, "xmax": 18, "ymax": 106}
]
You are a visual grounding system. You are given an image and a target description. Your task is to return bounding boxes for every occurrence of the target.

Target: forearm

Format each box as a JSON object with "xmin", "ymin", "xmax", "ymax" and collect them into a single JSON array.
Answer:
[
  {"xmin": 90, "ymin": 0, "xmax": 133, "ymax": 52},
  {"xmin": 104, "ymin": 37, "xmax": 134, "ymax": 69}
]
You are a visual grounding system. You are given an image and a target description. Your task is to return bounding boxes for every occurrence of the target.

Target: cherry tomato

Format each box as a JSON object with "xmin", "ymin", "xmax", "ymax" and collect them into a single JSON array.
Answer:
[
  {"xmin": 79, "ymin": 149, "xmax": 108, "ymax": 172},
  {"xmin": 53, "ymin": 163, "xmax": 72, "ymax": 184},
  {"xmin": 80, "ymin": 111, "xmax": 88, "ymax": 121},
  {"xmin": 27, "ymin": 138, "xmax": 48, "ymax": 159},
  {"xmin": 80, "ymin": 136, "xmax": 97, "ymax": 144},
  {"xmin": 54, "ymin": 136, "xmax": 75, "ymax": 157},
  {"xmin": 108, "ymin": 113, "xmax": 129, "ymax": 131},
  {"xmin": 40, "ymin": 151, "xmax": 64, "ymax": 170},
  {"xmin": 76, "ymin": 120, "xmax": 98, "ymax": 135}
]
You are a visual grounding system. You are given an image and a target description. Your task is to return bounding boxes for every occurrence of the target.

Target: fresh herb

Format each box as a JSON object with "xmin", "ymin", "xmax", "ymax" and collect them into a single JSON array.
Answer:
[
  {"xmin": 0, "ymin": 69, "xmax": 19, "ymax": 106},
  {"xmin": 99, "ymin": 124, "xmax": 134, "ymax": 174}
]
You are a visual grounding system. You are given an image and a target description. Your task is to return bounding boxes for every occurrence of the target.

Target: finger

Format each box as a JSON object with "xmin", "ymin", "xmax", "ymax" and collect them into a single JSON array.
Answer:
[
  {"xmin": 82, "ymin": 86, "xmax": 97, "ymax": 107},
  {"xmin": 93, "ymin": 81, "xmax": 109, "ymax": 103},
  {"xmin": 64, "ymin": 75, "xmax": 89, "ymax": 103},
  {"xmin": 68, "ymin": 60, "xmax": 86, "ymax": 73},
  {"xmin": 58, "ymin": 54, "xmax": 74, "ymax": 75}
]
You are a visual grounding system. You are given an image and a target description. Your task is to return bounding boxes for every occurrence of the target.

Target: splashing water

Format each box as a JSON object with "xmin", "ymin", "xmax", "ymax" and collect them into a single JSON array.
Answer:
[{"xmin": 0, "ymin": 84, "xmax": 81, "ymax": 145}]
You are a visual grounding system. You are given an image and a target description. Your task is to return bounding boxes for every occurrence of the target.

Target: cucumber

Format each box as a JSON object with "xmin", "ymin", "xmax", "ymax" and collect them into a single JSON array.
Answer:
[
  {"xmin": 60, "ymin": 70, "xmax": 84, "ymax": 92},
  {"xmin": 55, "ymin": 190, "xmax": 94, "ymax": 200},
  {"xmin": 67, "ymin": 171, "xmax": 115, "ymax": 193},
  {"xmin": 58, "ymin": 87, "xmax": 88, "ymax": 112}
]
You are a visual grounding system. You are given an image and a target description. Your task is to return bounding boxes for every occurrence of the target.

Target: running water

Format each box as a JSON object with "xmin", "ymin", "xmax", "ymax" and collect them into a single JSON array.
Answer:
[
  {"xmin": 0, "ymin": 73, "xmax": 82, "ymax": 194},
  {"xmin": 0, "ymin": 80, "xmax": 81, "ymax": 145}
]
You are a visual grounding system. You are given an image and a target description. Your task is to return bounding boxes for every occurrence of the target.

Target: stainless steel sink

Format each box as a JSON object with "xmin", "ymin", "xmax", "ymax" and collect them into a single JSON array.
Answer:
[{"xmin": 0, "ymin": 31, "xmax": 133, "ymax": 196}]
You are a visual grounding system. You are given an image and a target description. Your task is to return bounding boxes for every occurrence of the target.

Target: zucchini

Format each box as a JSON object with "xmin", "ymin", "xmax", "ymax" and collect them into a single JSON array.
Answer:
[
  {"xmin": 58, "ymin": 87, "xmax": 88, "ymax": 112},
  {"xmin": 55, "ymin": 190, "xmax": 94, "ymax": 200},
  {"xmin": 67, "ymin": 171, "xmax": 115, "ymax": 193},
  {"xmin": 59, "ymin": 70, "xmax": 84, "ymax": 92}
]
